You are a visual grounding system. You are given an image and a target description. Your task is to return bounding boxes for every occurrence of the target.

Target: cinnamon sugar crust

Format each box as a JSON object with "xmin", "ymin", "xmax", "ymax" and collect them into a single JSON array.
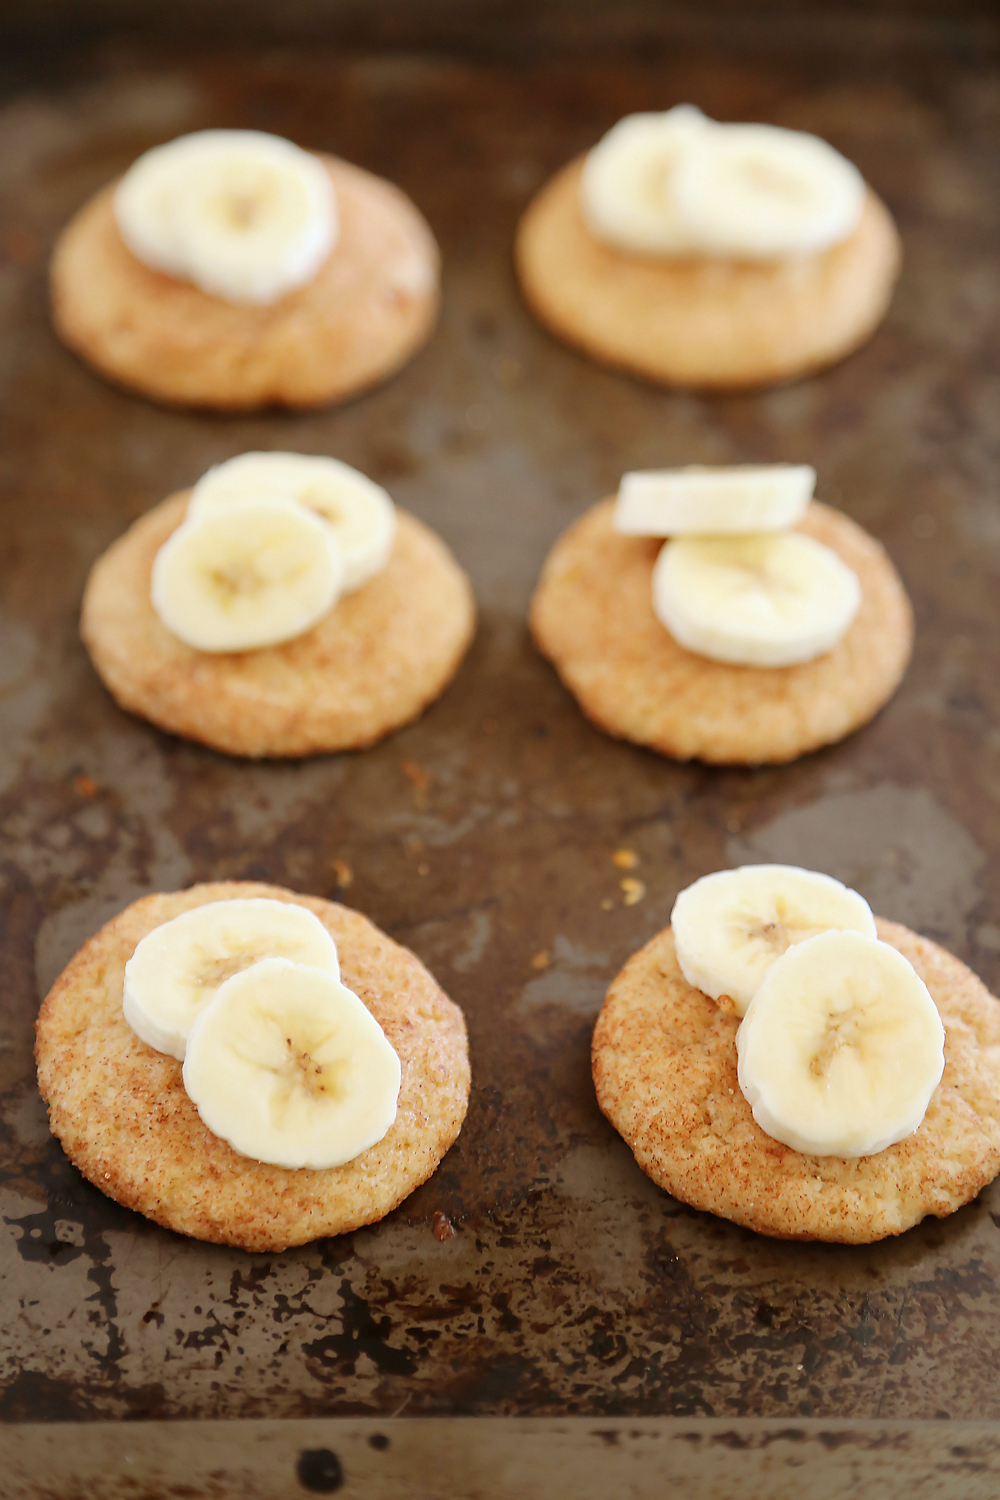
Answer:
[
  {"xmin": 516, "ymin": 156, "xmax": 901, "ymax": 390},
  {"xmin": 82, "ymin": 490, "xmax": 476, "ymax": 758},
  {"xmin": 592, "ymin": 918, "xmax": 1000, "ymax": 1243},
  {"xmin": 35, "ymin": 883, "xmax": 471, "ymax": 1251},
  {"xmin": 529, "ymin": 498, "xmax": 912, "ymax": 765},
  {"xmin": 51, "ymin": 154, "xmax": 439, "ymax": 410}
]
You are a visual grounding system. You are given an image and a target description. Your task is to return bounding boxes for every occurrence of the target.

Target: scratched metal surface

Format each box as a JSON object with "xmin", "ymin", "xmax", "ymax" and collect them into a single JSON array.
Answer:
[{"xmin": 1, "ymin": 6, "xmax": 999, "ymax": 1447}]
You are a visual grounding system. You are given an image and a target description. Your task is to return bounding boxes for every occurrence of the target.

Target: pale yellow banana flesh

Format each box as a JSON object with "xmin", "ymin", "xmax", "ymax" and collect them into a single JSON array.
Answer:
[
  {"xmin": 651, "ymin": 530, "xmax": 861, "ymax": 667},
  {"xmin": 188, "ymin": 452, "xmax": 396, "ymax": 594},
  {"xmin": 581, "ymin": 108, "xmax": 864, "ymax": 260},
  {"xmin": 113, "ymin": 129, "xmax": 338, "ymax": 305},
  {"xmin": 122, "ymin": 898, "xmax": 340, "ymax": 1060},
  {"xmin": 736, "ymin": 929, "xmax": 945, "ymax": 1158},
  {"xmin": 614, "ymin": 464, "xmax": 815, "ymax": 537},
  {"xmin": 671, "ymin": 864, "xmax": 876, "ymax": 1017},
  {"xmin": 182, "ymin": 958, "xmax": 401, "ymax": 1169},
  {"xmin": 150, "ymin": 495, "xmax": 344, "ymax": 652}
]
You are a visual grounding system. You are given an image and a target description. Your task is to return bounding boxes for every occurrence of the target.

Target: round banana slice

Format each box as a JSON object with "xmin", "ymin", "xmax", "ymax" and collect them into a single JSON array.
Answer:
[
  {"xmin": 123, "ymin": 898, "xmax": 340, "ymax": 1061},
  {"xmin": 188, "ymin": 452, "xmax": 396, "ymax": 593},
  {"xmin": 672, "ymin": 123, "xmax": 865, "ymax": 260},
  {"xmin": 182, "ymin": 958, "xmax": 401, "ymax": 1170},
  {"xmin": 580, "ymin": 105, "xmax": 709, "ymax": 255},
  {"xmin": 614, "ymin": 464, "xmax": 815, "ymax": 537},
  {"xmin": 150, "ymin": 495, "xmax": 344, "ymax": 653},
  {"xmin": 651, "ymin": 530, "xmax": 861, "ymax": 667},
  {"xmin": 114, "ymin": 130, "xmax": 338, "ymax": 305},
  {"xmin": 671, "ymin": 864, "xmax": 876, "ymax": 1017},
  {"xmin": 737, "ymin": 929, "xmax": 945, "ymax": 1158}
]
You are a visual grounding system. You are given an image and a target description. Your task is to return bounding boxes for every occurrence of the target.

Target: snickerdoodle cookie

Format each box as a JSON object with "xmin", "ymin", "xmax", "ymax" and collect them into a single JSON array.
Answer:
[
  {"xmin": 529, "ymin": 499, "xmax": 912, "ymax": 764},
  {"xmin": 515, "ymin": 159, "xmax": 900, "ymax": 390},
  {"xmin": 81, "ymin": 490, "xmax": 475, "ymax": 757},
  {"xmin": 36, "ymin": 883, "xmax": 470, "ymax": 1251},
  {"xmin": 592, "ymin": 919, "xmax": 1000, "ymax": 1243},
  {"xmin": 51, "ymin": 154, "xmax": 439, "ymax": 410}
]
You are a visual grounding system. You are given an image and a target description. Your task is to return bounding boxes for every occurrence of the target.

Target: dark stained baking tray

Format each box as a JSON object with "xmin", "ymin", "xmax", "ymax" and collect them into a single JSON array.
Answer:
[{"xmin": 1, "ymin": 3, "xmax": 999, "ymax": 1492}]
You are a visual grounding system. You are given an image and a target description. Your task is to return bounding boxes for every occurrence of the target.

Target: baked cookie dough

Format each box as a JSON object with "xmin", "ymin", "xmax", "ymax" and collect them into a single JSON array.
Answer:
[
  {"xmin": 35, "ymin": 882, "xmax": 471, "ymax": 1251},
  {"xmin": 51, "ymin": 154, "xmax": 439, "ymax": 410},
  {"xmin": 592, "ymin": 918, "xmax": 1000, "ymax": 1243},
  {"xmin": 82, "ymin": 490, "xmax": 476, "ymax": 757},
  {"xmin": 529, "ymin": 498, "xmax": 912, "ymax": 764},
  {"xmin": 515, "ymin": 158, "xmax": 901, "ymax": 390}
]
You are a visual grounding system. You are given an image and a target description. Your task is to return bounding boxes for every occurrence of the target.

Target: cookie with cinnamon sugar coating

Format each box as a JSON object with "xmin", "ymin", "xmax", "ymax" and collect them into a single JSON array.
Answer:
[
  {"xmin": 81, "ymin": 490, "xmax": 475, "ymax": 758},
  {"xmin": 51, "ymin": 154, "xmax": 439, "ymax": 410},
  {"xmin": 35, "ymin": 882, "xmax": 470, "ymax": 1252},
  {"xmin": 515, "ymin": 157, "xmax": 900, "ymax": 390},
  {"xmin": 529, "ymin": 498, "xmax": 912, "ymax": 765},
  {"xmin": 592, "ymin": 918, "xmax": 1000, "ymax": 1243}
]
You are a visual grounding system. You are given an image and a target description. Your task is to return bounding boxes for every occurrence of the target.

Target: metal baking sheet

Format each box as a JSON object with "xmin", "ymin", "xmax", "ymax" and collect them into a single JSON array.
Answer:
[{"xmin": 1, "ymin": 4, "xmax": 999, "ymax": 1490}]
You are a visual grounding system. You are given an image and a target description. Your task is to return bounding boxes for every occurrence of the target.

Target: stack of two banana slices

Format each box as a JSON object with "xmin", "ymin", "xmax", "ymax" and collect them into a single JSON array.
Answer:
[
  {"xmin": 122, "ymin": 897, "xmax": 401, "ymax": 1170},
  {"xmin": 613, "ymin": 464, "xmax": 861, "ymax": 667},
  {"xmin": 151, "ymin": 451, "xmax": 397, "ymax": 652},
  {"xmin": 581, "ymin": 105, "xmax": 867, "ymax": 263},
  {"xmin": 670, "ymin": 865, "xmax": 946, "ymax": 1160}
]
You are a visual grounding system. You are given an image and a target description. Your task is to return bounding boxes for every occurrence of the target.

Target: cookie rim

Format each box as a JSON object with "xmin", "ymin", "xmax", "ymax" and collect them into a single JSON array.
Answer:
[
  {"xmin": 592, "ymin": 916, "xmax": 1000, "ymax": 1243},
  {"xmin": 35, "ymin": 881, "xmax": 471, "ymax": 1251},
  {"xmin": 515, "ymin": 154, "xmax": 902, "ymax": 391}
]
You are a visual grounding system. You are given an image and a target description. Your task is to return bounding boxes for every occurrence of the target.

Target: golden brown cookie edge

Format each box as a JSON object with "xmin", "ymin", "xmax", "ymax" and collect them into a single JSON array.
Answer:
[
  {"xmin": 592, "ymin": 918, "xmax": 1000, "ymax": 1244},
  {"xmin": 529, "ymin": 498, "xmax": 913, "ymax": 765},
  {"xmin": 35, "ymin": 881, "xmax": 471, "ymax": 1251},
  {"xmin": 80, "ymin": 491, "xmax": 477, "ymax": 758},
  {"xmin": 50, "ymin": 154, "xmax": 441, "ymax": 411},
  {"xmin": 515, "ymin": 156, "xmax": 902, "ymax": 391}
]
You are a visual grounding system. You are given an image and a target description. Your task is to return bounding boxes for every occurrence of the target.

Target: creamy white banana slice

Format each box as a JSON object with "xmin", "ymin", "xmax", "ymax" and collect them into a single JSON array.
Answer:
[
  {"xmin": 114, "ymin": 130, "xmax": 338, "ymax": 305},
  {"xmin": 651, "ymin": 530, "xmax": 860, "ymax": 667},
  {"xmin": 188, "ymin": 452, "xmax": 396, "ymax": 593},
  {"xmin": 672, "ymin": 123, "xmax": 865, "ymax": 260},
  {"xmin": 614, "ymin": 464, "xmax": 815, "ymax": 537},
  {"xmin": 123, "ymin": 898, "xmax": 340, "ymax": 1061},
  {"xmin": 580, "ymin": 105, "xmax": 709, "ymax": 255},
  {"xmin": 580, "ymin": 108, "xmax": 864, "ymax": 261},
  {"xmin": 736, "ymin": 929, "xmax": 945, "ymax": 1158},
  {"xmin": 182, "ymin": 958, "xmax": 401, "ymax": 1169},
  {"xmin": 151, "ymin": 495, "xmax": 344, "ymax": 652},
  {"xmin": 671, "ymin": 864, "xmax": 877, "ymax": 1017}
]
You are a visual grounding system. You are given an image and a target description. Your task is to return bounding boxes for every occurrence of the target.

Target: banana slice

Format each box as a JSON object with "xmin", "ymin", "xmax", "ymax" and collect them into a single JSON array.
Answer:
[
  {"xmin": 151, "ymin": 496, "xmax": 344, "ymax": 652},
  {"xmin": 672, "ymin": 123, "xmax": 865, "ymax": 260},
  {"xmin": 114, "ymin": 130, "xmax": 338, "ymax": 305},
  {"xmin": 614, "ymin": 464, "xmax": 815, "ymax": 537},
  {"xmin": 671, "ymin": 864, "xmax": 877, "ymax": 1018},
  {"xmin": 580, "ymin": 105, "xmax": 709, "ymax": 255},
  {"xmin": 123, "ymin": 898, "xmax": 340, "ymax": 1061},
  {"xmin": 188, "ymin": 452, "xmax": 396, "ymax": 593},
  {"xmin": 651, "ymin": 530, "xmax": 860, "ymax": 667},
  {"xmin": 182, "ymin": 958, "xmax": 401, "ymax": 1169},
  {"xmin": 736, "ymin": 929, "xmax": 945, "ymax": 1157}
]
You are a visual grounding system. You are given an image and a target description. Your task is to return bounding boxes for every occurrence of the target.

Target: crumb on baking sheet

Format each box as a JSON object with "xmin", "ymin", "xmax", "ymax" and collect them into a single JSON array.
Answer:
[
  {"xmin": 402, "ymin": 758, "xmax": 432, "ymax": 808},
  {"xmin": 432, "ymin": 1210, "xmax": 455, "ymax": 1241}
]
